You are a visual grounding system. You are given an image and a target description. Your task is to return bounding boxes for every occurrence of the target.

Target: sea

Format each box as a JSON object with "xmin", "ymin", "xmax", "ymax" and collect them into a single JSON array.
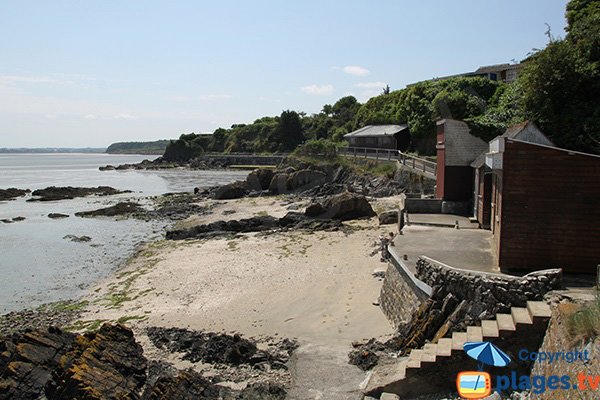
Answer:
[{"xmin": 0, "ymin": 153, "xmax": 248, "ymax": 313}]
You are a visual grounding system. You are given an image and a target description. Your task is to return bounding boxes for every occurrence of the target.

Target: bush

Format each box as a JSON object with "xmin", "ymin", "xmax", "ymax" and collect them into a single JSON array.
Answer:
[
  {"xmin": 567, "ymin": 293, "xmax": 600, "ymax": 344},
  {"xmin": 291, "ymin": 139, "xmax": 338, "ymax": 157}
]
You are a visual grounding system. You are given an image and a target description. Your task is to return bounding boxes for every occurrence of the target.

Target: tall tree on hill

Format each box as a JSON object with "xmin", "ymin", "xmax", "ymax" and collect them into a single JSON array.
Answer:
[
  {"xmin": 277, "ymin": 110, "xmax": 305, "ymax": 152},
  {"xmin": 519, "ymin": 0, "xmax": 600, "ymax": 154}
]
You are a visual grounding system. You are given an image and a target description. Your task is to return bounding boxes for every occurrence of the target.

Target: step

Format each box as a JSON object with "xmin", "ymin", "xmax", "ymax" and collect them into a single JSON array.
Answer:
[
  {"xmin": 466, "ymin": 326, "xmax": 483, "ymax": 343},
  {"xmin": 511, "ymin": 307, "xmax": 533, "ymax": 325},
  {"xmin": 452, "ymin": 332, "xmax": 467, "ymax": 350},
  {"xmin": 407, "ymin": 349, "xmax": 422, "ymax": 368},
  {"xmin": 481, "ymin": 320, "xmax": 500, "ymax": 338},
  {"xmin": 436, "ymin": 338, "xmax": 453, "ymax": 356},
  {"xmin": 496, "ymin": 313, "xmax": 516, "ymax": 331},
  {"xmin": 527, "ymin": 301, "xmax": 552, "ymax": 319},
  {"xmin": 421, "ymin": 344, "xmax": 437, "ymax": 363}
]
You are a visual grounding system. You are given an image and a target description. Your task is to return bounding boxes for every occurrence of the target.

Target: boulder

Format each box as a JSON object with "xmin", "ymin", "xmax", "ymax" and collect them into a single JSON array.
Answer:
[
  {"xmin": 268, "ymin": 173, "xmax": 289, "ymax": 194},
  {"xmin": 286, "ymin": 169, "xmax": 327, "ymax": 191},
  {"xmin": 0, "ymin": 188, "xmax": 30, "ymax": 201},
  {"xmin": 304, "ymin": 203, "xmax": 324, "ymax": 217},
  {"xmin": 247, "ymin": 169, "xmax": 274, "ymax": 191},
  {"xmin": 307, "ymin": 192, "xmax": 376, "ymax": 221},
  {"xmin": 28, "ymin": 186, "xmax": 128, "ymax": 202},
  {"xmin": 212, "ymin": 181, "xmax": 249, "ymax": 200},
  {"xmin": 378, "ymin": 210, "xmax": 398, "ymax": 225},
  {"xmin": 75, "ymin": 202, "xmax": 143, "ymax": 217}
]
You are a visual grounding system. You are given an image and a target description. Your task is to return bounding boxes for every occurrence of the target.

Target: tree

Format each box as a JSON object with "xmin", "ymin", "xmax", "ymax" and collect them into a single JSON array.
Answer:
[
  {"xmin": 277, "ymin": 110, "xmax": 305, "ymax": 151},
  {"xmin": 519, "ymin": 0, "xmax": 600, "ymax": 153}
]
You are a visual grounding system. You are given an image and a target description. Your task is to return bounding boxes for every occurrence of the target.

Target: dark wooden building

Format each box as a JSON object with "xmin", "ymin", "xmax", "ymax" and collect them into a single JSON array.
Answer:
[
  {"xmin": 487, "ymin": 138, "xmax": 600, "ymax": 273},
  {"xmin": 343, "ymin": 125, "xmax": 410, "ymax": 151},
  {"xmin": 435, "ymin": 119, "xmax": 488, "ymax": 201}
]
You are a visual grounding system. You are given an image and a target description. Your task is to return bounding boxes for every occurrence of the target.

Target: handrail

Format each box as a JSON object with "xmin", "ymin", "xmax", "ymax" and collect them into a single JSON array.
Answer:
[{"xmin": 337, "ymin": 146, "xmax": 437, "ymax": 177}]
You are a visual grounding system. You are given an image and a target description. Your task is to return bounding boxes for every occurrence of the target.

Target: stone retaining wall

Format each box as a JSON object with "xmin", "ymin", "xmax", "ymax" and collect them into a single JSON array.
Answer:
[
  {"xmin": 379, "ymin": 259, "xmax": 432, "ymax": 329},
  {"xmin": 416, "ymin": 256, "xmax": 563, "ymax": 320}
]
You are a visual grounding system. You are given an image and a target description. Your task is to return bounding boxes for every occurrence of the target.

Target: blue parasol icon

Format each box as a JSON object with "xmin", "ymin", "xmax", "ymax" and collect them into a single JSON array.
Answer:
[{"xmin": 463, "ymin": 341, "xmax": 511, "ymax": 370}]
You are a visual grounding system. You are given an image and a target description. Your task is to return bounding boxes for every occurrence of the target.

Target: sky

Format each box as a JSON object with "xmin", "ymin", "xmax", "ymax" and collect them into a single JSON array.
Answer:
[{"xmin": 0, "ymin": 0, "xmax": 569, "ymax": 148}]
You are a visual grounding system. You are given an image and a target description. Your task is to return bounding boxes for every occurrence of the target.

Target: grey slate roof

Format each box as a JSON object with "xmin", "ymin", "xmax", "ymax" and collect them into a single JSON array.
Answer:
[
  {"xmin": 344, "ymin": 124, "xmax": 408, "ymax": 138},
  {"xmin": 437, "ymin": 119, "xmax": 488, "ymax": 166}
]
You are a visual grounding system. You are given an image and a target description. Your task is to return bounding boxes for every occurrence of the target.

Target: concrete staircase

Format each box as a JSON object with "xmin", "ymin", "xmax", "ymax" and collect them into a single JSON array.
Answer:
[{"xmin": 363, "ymin": 301, "xmax": 552, "ymax": 398}]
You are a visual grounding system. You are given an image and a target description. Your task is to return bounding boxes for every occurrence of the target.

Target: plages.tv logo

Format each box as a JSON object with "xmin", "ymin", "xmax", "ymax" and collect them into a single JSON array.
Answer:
[{"xmin": 456, "ymin": 341, "xmax": 511, "ymax": 399}]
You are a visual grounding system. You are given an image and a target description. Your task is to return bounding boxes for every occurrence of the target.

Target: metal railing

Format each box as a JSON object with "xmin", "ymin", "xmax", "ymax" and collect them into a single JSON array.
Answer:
[{"xmin": 337, "ymin": 146, "xmax": 437, "ymax": 177}]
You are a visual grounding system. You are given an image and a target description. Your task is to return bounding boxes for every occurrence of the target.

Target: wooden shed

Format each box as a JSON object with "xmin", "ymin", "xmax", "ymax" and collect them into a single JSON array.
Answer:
[{"xmin": 343, "ymin": 125, "xmax": 410, "ymax": 151}]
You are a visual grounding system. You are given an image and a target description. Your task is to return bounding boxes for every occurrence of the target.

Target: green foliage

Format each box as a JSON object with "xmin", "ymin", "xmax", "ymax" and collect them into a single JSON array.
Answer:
[
  {"xmin": 106, "ymin": 140, "xmax": 170, "ymax": 155},
  {"xmin": 519, "ymin": 0, "xmax": 600, "ymax": 154},
  {"xmin": 567, "ymin": 293, "xmax": 600, "ymax": 344},
  {"xmin": 292, "ymin": 139, "xmax": 338, "ymax": 158}
]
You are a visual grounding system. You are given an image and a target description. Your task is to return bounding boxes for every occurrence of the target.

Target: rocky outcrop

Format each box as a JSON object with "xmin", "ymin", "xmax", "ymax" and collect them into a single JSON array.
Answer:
[
  {"xmin": 63, "ymin": 234, "xmax": 92, "ymax": 242},
  {"xmin": 165, "ymin": 212, "xmax": 343, "ymax": 240},
  {"xmin": 378, "ymin": 210, "xmax": 398, "ymax": 225},
  {"xmin": 75, "ymin": 202, "xmax": 144, "ymax": 217},
  {"xmin": 1, "ymin": 217, "xmax": 26, "ymax": 223},
  {"xmin": 48, "ymin": 213, "xmax": 70, "ymax": 219},
  {"xmin": 0, "ymin": 188, "xmax": 30, "ymax": 201},
  {"xmin": 0, "ymin": 324, "xmax": 146, "ymax": 400},
  {"xmin": 304, "ymin": 192, "xmax": 375, "ymax": 221},
  {"xmin": 0, "ymin": 324, "xmax": 294, "ymax": 400},
  {"xmin": 286, "ymin": 169, "xmax": 327, "ymax": 191},
  {"xmin": 212, "ymin": 181, "xmax": 249, "ymax": 200},
  {"xmin": 268, "ymin": 173, "xmax": 289, "ymax": 195},
  {"xmin": 246, "ymin": 169, "xmax": 274, "ymax": 191},
  {"xmin": 28, "ymin": 186, "xmax": 129, "ymax": 201}
]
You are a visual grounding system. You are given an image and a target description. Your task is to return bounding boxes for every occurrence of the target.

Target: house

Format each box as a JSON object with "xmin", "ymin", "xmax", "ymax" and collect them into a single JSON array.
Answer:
[
  {"xmin": 409, "ymin": 63, "xmax": 523, "ymax": 86},
  {"xmin": 484, "ymin": 137, "xmax": 600, "ymax": 273},
  {"xmin": 471, "ymin": 121, "xmax": 553, "ymax": 228},
  {"xmin": 435, "ymin": 119, "xmax": 488, "ymax": 202},
  {"xmin": 343, "ymin": 125, "xmax": 410, "ymax": 152}
]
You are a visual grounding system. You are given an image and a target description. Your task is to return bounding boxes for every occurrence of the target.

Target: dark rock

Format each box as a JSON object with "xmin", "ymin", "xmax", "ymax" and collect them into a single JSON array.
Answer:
[
  {"xmin": 212, "ymin": 181, "xmax": 249, "ymax": 200},
  {"xmin": 28, "ymin": 186, "xmax": 130, "ymax": 202},
  {"xmin": 247, "ymin": 169, "xmax": 274, "ymax": 191},
  {"xmin": 48, "ymin": 213, "xmax": 70, "ymax": 219},
  {"xmin": 305, "ymin": 192, "xmax": 375, "ymax": 221},
  {"xmin": 63, "ymin": 234, "xmax": 92, "ymax": 242},
  {"xmin": 268, "ymin": 173, "xmax": 289, "ymax": 194},
  {"xmin": 166, "ymin": 212, "xmax": 343, "ymax": 240},
  {"xmin": 0, "ymin": 188, "xmax": 30, "ymax": 201},
  {"xmin": 142, "ymin": 369, "xmax": 229, "ymax": 400},
  {"xmin": 12, "ymin": 216, "xmax": 26, "ymax": 222},
  {"xmin": 304, "ymin": 203, "xmax": 324, "ymax": 217},
  {"xmin": 239, "ymin": 382, "xmax": 287, "ymax": 400},
  {"xmin": 0, "ymin": 219, "xmax": 14, "ymax": 224},
  {"xmin": 378, "ymin": 210, "xmax": 398, "ymax": 225},
  {"xmin": 45, "ymin": 324, "xmax": 147, "ymax": 400},
  {"xmin": 286, "ymin": 169, "xmax": 327, "ymax": 191},
  {"xmin": 0, "ymin": 324, "xmax": 146, "ymax": 400},
  {"xmin": 348, "ymin": 339, "xmax": 386, "ymax": 371},
  {"xmin": 99, "ymin": 165, "xmax": 116, "ymax": 171},
  {"xmin": 75, "ymin": 202, "xmax": 144, "ymax": 217}
]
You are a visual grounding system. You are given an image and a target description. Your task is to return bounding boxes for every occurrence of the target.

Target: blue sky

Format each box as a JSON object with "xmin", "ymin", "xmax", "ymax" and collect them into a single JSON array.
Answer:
[{"xmin": 0, "ymin": 0, "xmax": 569, "ymax": 147}]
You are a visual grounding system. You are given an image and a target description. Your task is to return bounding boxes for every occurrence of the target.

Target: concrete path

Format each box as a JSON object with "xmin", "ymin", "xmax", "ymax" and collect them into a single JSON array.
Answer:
[{"xmin": 287, "ymin": 343, "xmax": 367, "ymax": 400}]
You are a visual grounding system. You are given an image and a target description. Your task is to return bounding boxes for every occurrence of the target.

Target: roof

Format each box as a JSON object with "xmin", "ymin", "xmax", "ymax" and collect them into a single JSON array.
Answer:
[
  {"xmin": 470, "ymin": 152, "xmax": 487, "ymax": 168},
  {"xmin": 474, "ymin": 64, "xmax": 512, "ymax": 74},
  {"xmin": 344, "ymin": 124, "xmax": 408, "ymax": 138},
  {"xmin": 439, "ymin": 119, "xmax": 489, "ymax": 166}
]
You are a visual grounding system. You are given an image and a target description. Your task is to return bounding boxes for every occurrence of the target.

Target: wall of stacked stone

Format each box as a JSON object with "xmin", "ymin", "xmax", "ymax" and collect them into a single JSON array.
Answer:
[
  {"xmin": 379, "ymin": 262, "xmax": 431, "ymax": 329},
  {"xmin": 415, "ymin": 256, "xmax": 563, "ymax": 320}
]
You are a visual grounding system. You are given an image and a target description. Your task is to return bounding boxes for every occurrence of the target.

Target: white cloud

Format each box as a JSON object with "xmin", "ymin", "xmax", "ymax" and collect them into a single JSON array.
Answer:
[
  {"xmin": 301, "ymin": 84, "xmax": 333, "ymax": 95},
  {"xmin": 83, "ymin": 114, "xmax": 97, "ymax": 119},
  {"xmin": 355, "ymin": 81, "xmax": 387, "ymax": 89},
  {"xmin": 115, "ymin": 113, "xmax": 138, "ymax": 120},
  {"xmin": 342, "ymin": 65, "xmax": 370, "ymax": 76},
  {"xmin": 199, "ymin": 94, "xmax": 233, "ymax": 101}
]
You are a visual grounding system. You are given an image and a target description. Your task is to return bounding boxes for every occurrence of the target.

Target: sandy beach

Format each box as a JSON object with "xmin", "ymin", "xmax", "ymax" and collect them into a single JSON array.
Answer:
[{"xmin": 77, "ymin": 196, "xmax": 399, "ymax": 343}]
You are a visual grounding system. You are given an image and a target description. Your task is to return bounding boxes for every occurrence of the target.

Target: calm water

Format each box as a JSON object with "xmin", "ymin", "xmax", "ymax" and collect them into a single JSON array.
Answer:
[{"xmin": 0, "ymin": 153, "xmax": 248, "ymax": 312}]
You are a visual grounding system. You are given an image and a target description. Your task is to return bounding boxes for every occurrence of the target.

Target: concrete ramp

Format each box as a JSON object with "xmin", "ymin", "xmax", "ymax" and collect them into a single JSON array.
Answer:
[{"xmin": 287, "ymin": 343, "xmax": 366, "ymax": 400}]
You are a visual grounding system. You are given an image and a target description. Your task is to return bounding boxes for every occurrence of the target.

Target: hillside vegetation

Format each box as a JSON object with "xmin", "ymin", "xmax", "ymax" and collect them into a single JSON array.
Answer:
[
  {"xmin": 162, "ymin": 0, "xmax": 599, "ymax": 162},
  {"xmin": 106, "ymin": 140, "xmax": 170, "ymax": 155}
]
